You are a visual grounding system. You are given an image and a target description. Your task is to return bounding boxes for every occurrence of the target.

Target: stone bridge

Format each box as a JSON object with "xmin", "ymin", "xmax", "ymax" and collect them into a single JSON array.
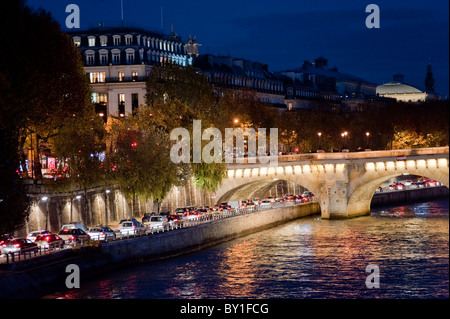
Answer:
[{"xmin": 216, "ymin": 147, "xmax": 449, "ymax": 219}]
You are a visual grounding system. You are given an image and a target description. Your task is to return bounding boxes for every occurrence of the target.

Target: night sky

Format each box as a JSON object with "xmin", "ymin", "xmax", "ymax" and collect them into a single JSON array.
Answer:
[{"xmin": 27, "ymin": 0, "xmax": 449, "ymax": 98}]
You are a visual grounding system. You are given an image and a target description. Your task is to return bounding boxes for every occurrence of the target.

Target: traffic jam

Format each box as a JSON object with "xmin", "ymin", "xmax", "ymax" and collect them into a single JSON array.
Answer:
[{"xmin": 0, "ymin": 192, "xmax": 316, "ymax": 264}]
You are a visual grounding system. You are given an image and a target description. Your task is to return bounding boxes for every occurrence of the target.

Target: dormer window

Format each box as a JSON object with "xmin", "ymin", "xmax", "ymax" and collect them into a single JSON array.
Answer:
[
  {"xmin": 100, "ymin": 35, "xmax": 108, "ymax": 47},
  {"xmin": 88, "ymin": 36, "xmax": 96, "ymax": 47},
  {"xmin": 125, "ymin": 34, "xmax": 133, "ymax": 45},
  {"xmin": 73, "ymin": 36, "xmax": 81, "ymax": 47},
  {"xmin": 113, "ymin": 35, "xmax": 121, "ymax": 46}
]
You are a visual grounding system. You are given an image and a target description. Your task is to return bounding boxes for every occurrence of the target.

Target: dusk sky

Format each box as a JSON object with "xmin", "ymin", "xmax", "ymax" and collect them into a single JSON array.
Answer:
[{"xmin": 27, "ymin": 0, "xmax": 449, "ymax": 98}]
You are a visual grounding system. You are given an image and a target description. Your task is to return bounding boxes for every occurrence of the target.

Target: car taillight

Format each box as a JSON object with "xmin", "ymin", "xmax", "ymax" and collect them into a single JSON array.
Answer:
[
  {"xmin": 101, "ymin": 232, "xmax": 104, "ymax": 236},
  {"xmin": 70, "ymin": 236, "xmax": 75, "ymax": 240},
  {"xmin": 14, "ymin": 243, "xmax": 20, "ymax": 247}
]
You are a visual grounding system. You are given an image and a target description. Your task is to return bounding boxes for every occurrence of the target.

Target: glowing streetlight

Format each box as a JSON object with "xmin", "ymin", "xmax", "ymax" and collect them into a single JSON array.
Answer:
[
  {"xmin": 317, "ymin": 132, "xmax": 324, "ymax": 152},
  {"xmin": 365, "ymin": 132, "xmax": 371, "ymax": 151}
]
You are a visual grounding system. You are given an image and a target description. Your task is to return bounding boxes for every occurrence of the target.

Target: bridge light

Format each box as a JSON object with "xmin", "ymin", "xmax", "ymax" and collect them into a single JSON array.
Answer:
[
  {"xmin": 365, "ymin": 162, "xmax": 375, "ymax": 171},
  {"xmin": 438, "ymin": 158, "xmax": 447, "ymax": 168}
]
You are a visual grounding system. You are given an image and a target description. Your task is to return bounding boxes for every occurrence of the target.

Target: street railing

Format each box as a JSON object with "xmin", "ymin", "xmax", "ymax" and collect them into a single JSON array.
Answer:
[{"xmin": 0, "ymin": 202, "xmax": 313, "ymax": 265}]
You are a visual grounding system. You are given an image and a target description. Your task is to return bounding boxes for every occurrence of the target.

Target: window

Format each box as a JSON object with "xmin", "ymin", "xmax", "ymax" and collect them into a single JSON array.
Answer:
[
  {"xmin": 92, "ymin": 93, "xmax": 108, "ymax": 104},
  {"xmin": 89, "ymin": 72, "xmax": 105, "ymax": 83},
  {"xmin": 126, "ymin": 49, "xmax": 135, "ymax": 64},
  {"xmin": 86, "ymin": 51, "xmax": 95, "ymax": 65},
  {"xmin": 132, "ymin": 93, "xmax": 139, "ymax": 113},
  {"xmin": 73, "ymin": 36, "xmax": 81, "ymax": 47},
  {"xmin": 118, "ymin": 94, "xmax": 125, "ymax": 117},
  {"xmin": 113, "ymin": 35, "xmax": 121, "ymax": 46},
  {"xmin": 88, "ymin": 36, "xmax": 96, "ymax": 47},
  {"xmin": 112, "ymin": 49, "xmax": 121, "ymax": 64},
  {"xmin": 99, "ymin": 50, "xmax": 108, "ymax": 65},
  {"xmin": 100, "ymin": 35, "xmax": 108, "ymax": 46},
  {"xmin": 132, "ymin": 71, "xmax": 138, "ymax": 81},
  {"xmin": 118, "ymin": 71, "xmax": 124, "ymax": 82},
  {"xmin": 125, "ymin": 35, "xmax": 132, "ymax": 45}
]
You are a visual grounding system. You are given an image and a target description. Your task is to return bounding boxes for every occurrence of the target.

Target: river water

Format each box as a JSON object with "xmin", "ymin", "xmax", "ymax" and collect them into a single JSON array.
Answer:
[{"xmin": 44, "ymin": 199, "xmax": 449, "ymax": 299}]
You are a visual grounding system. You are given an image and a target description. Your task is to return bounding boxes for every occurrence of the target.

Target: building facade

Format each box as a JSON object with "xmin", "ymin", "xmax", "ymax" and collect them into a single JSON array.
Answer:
[
  {"xmin": 194, "ymin": 54, "xmax": 286, "ymax": 107},
  {"xmin": 68, "ymin": 27, "xmax": 194, "ymax": 119}
]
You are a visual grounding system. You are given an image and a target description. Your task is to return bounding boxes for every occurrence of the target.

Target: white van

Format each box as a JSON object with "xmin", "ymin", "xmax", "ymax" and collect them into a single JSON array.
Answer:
[{"xmin": 60, "ymin": 222, "xmax": 89, "ymax": 233}]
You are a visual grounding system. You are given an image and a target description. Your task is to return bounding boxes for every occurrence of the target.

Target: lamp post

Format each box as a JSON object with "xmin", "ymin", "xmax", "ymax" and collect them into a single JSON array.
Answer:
[
  {"xmin": 365, "ymin": 132, "xmax": 371, "ymax": 151},
  {"xmin": 317, "ymin": 132, "xmax": 324, "ymax": 153},
  {"xmin": 41, "ymin": 196, "xmax": 49, "ymax": 230},
  {"xmin": 341, "ymin": 131, "xmax": 349, "ymax": 152}
]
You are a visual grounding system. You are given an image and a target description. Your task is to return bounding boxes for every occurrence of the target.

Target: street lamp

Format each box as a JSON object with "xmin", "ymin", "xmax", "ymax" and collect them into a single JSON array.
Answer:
[
  {"xmin": 365, "ymin": 132, "xmax": 371, "ymax": 151},
  {"xmin": 317, "ymin": 132, "xmax": 324, "ymax": 153},
  {"xmin": 341, "ymin": 131, "xmax": 349, "ymax": 152}
]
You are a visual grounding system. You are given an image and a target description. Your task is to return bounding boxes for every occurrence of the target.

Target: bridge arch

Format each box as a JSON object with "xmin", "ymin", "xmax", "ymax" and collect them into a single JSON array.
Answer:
[
  {"xmin": 347, "ymin": 158, "xmax": 449, "ymax": 218},
  {"xmin": 216, "ymin": 179, "xmax": 315, "ymax": 204},
  {"xmin": 214, "ymin": 165, "xmax": 325, "ymax": 206}
]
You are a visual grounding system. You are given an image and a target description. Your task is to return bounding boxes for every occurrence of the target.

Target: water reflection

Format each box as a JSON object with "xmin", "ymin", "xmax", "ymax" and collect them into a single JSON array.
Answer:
[{"xmin": 43, "ymin": 199, "xmax": 448, "ymax": 299}]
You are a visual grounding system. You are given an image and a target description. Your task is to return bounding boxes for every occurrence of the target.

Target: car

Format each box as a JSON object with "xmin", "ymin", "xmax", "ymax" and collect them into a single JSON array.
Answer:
[
  {"xmin": 266, "ymin": 196, "xmax": 275, "ymax": 203},
  {"xmin": 0, "ymin": 234, "xmax": 15, "ymax": 255},
  {"xmin": 88, "ymin": 226, "xmax": 116, "ymax": 241},
  {"xmin": 196, "ymin": 208, "xmax": 210, "ymax": 218},
  {"xmin": 145, "ymin": 215, "xmax": 173, "ymax": 232},
  {"xmin": 1, "ymin": 238, "xmax": 38, "ymax": 254},
  {"xmin": 260, "ymin": 200, "xmax": 272, "ymax": 208},
  {"xmin": 34, "ymin": 233, "xmax": 65, "ymax": 249},
  {"xmin": 27, "ymin": 230, "xmax": 51, "ymax": 242},
  {"xmin": 141, "ymin": 212, "xmax": 156, "ymax": 223},
  {"xmin": 58, "ymin": 228, "xmax": 90, "ymax": 247},
  {"xmin": 119, "ymin": 220, "xmax": 146, "ymax": 236},
  {"xmin": 60, "ymin": 222, "xmax": 89, "ymax": 233}
]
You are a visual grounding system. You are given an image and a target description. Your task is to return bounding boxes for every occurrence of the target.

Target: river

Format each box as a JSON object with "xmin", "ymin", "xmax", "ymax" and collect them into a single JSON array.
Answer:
[{"xmin": 43, "ymin": 198, "xmax": 449, "ymax": 299}]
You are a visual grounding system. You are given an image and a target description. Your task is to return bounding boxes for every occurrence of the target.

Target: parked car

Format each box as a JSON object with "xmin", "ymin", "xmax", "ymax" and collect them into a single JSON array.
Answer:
[
  {"xmin": 119, "ymin": 220, "xmax": 146, "ymax": 236},
  {"xmin": 60, "ymin": 222, "xmax": 89, "ymax": 233},
  {"xmin": 88, "ymin": 226, "xmax": 116, "ymax": 241},
  {"xmin": 57, "ymin": 228, "xmax": 90, "ymax": 247},
  {"xmin": 34, "ymin": 233, "xmax": 65, "ymax": 249},
  {"xmin": 1, "ymin": 238, "xmax": 38, "ymax": 254},
  {"xmin": 260, "ymin": 200, "xmax": 272, "ymax": 208},
  {"xmin": 27, "ymin": 230, "xmax": 52, "ymax": 242},
  {"xmin": 0, "ymin": 234, "xmax": 15, "ymax": 255},
  {"xmin": 145, "ymin": 215, "xmax": 173, "ymax": 232}
]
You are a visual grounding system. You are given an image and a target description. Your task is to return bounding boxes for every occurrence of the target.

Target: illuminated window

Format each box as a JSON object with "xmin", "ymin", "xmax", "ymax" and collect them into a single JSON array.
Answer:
[
  {"xmin": 92, "ymin": 93, "xmax": 107, "ymax": 104},
  {"xmin": 118, "ymin": 71, "xmax": 124, "ymax": 82},
  {"xmin": 118, "ymin": 94, "xmax": 125, "ymax": 116},
  {"xmin": 100, "ymin": 35, "xmax": 107, "ymax": 46},
  {"xmin": 132, "ymin": 71, "xmax": 138, "ymax": 81},
  {"xmin": 88, "ymin": 36, "xmax": 96, "ymax": 47},
  {"xmin": 73, "ymin": 36, "xmax": 81, "ymax": 47},
  {"xmin": 89, "ymin": 72, "xmax": 105, "ymax": 83}
]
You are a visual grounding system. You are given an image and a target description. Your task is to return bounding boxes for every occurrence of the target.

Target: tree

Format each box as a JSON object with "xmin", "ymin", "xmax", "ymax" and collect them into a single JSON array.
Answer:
[
  {"xmin": 145, "ymin": 64, "xmax": 227, "ymax": 194},
  {"xmin": 0, "ymin": 1, "xmax": 96, "ymax": 232},
  {"xmin": 106, "ymin": 108, "xmax": 189, "ymax": 213}
]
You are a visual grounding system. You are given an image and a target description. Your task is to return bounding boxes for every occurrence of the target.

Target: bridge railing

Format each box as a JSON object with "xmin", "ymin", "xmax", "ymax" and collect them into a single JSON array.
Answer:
[{"xmin": 227, "ymin": 147, "xmax": 449, "ymax": 166}]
